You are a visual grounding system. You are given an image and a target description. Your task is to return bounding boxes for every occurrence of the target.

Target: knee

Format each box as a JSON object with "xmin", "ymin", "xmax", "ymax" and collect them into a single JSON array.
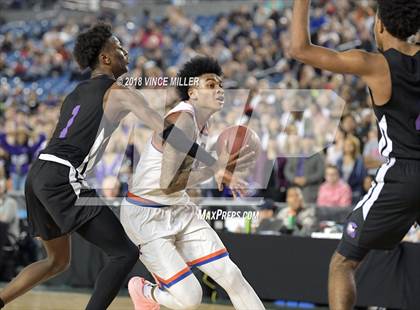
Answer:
[
  {"xmin": 329, "ymin": 252, "xmax": 359, "ymax": 273},
  {"xmin": 170, "ymin": 279, "xmax": 202, "ymax": 310},
  {"xmin": 220, "ymin": 261, "xmax": 243, "ymax": 286},
  {"xmin": 179, "ymin": 284, "xmax": 202, "ymax": 310}
]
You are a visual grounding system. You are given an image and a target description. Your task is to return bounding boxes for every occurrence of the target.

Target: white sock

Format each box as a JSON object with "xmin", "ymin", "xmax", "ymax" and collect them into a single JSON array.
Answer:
[
  {"xmin": 153, "ymin": 275, "xmax": 203, "ymax": 309},
  {"xmin": 143, "ymin": 282, "xmax": 156, "ymax": 300}
]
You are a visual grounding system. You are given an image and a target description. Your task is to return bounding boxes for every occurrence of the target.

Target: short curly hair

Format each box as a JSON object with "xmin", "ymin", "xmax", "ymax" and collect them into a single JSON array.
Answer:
[
  {"xmin": 176, "ymin": 56, "xmax": 223, "ymax": 101},
  {"xmin": 377, "ymin": 0, "xmax": 420, "ymax": 41},
  {"xmin": 73, "ymin": 23, "xmax": 113, "ymax": 70}
]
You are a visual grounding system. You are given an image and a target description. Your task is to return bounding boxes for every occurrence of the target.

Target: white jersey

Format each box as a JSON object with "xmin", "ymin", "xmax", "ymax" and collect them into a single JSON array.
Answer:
[{"xmin": 129, "ymin": 101, "xmax": 208, "ymax": 205}]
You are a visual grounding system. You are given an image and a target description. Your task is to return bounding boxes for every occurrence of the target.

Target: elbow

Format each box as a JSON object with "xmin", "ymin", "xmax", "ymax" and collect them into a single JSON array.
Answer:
[
  {"xmin": 161, "ymin": 188, "xmax": 174, "ymax": 195},
  {"xmin": 160, "ymin": 179, "xmax": 177, "ymax": 195},
  {"xmin": 288, "ymin": 45, "xmax": 309, "ymax": 61},
  {"xmin": 161, "ymin": 185, "xmax": 177, "ymax": 195}
]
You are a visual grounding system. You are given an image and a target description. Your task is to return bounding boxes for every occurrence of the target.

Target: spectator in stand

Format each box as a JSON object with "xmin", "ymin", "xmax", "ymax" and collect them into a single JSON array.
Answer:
[
  {"xmin": 265, "ymin": 156, "xmax": 288, "ymax": 202},
  {"xmin": 0, "ymin": 150, "xmax": 9, "ymax": 180},
  {"xmin": 277, "ymin": 187, "xmax": 316, "ymax": 236},
  {"xmin": 0, "ymin": 174, "xmax": 19, "ymax": 245},
  {"xmin": 337, "ymin": 135, "xmax": 367, "ymax": 203},
  {"xmin": 284, "ymin": 136, "xmax": 325, "ymax": 203},
  {"xmin": 326, "ymin": 129, "xmax": 345, "ymax": 166},
  {"xmin": 340, "ymin": 114, "xmax": 356, "ymax": 135},
  {"xmin": 256, "ymin": 199, "xmax": 283, "ymax": 234},
  {"xmin": 363, "ymin": 127, "xmax": 385, "ymax": 175},
  {"xmin": 0, "ymin": 171, "xmax": 20, "ymax": 281},
  {"xmin": 362, "ymin": 175, "xmax": 374, "ymax": 196},
  {"xmin": 340, "ymin": 114, "xmax": 362, "ymax": 145},
  {"xmin": 0, "ymin": 126, "xmax": 46, "ymax": 191},
  {"xmin": 317, "ymin": 165, "xmax": 352, "ymax": 208},
  {"xmin": 358, "ymin": 108, "xmax": 374, "ymax": 145}
]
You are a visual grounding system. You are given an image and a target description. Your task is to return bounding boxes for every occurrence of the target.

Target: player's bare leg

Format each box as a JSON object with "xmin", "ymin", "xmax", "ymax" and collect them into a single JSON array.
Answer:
[
  {"xmin": 198, "ymin": 256, "xmax": 265, "ymax": 310},
  {"xmin": 328, "ymin": 252, "xmax": 361, "ymax": 310},
  {"xmin": 0, "ymin": 235, "xmax": 70, "ymax": 305}
]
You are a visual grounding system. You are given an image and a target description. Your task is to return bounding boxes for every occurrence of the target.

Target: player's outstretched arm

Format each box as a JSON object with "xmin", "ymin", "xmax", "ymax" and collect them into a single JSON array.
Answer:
[
  {"xmin": 105, "ymin": 84, "xmax": 166, "ymax": 134},
  {"xmin": 289, "ymin": 0, "xmax": 377, "ymax": 76},
  {"xmin": 104, "ymin": 84, "xmax": 217, "ymax": 166}
]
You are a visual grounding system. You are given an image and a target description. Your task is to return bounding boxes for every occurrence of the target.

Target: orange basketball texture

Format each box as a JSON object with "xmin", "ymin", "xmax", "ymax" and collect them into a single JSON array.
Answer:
[{"xmin": 216, "ymin": 125, "xmax": 261, "ymax": 157}]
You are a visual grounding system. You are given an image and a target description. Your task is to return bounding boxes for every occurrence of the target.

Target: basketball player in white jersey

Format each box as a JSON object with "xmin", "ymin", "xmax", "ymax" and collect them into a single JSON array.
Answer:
[{"xmin": 120, "ymin": 56, "xmax": 265, "ymax": 310}]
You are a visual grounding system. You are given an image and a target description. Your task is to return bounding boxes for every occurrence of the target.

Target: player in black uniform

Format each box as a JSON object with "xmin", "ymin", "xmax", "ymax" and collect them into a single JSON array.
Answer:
[
  {"xmin": 290, "ymin": 1, "xmax": 420, "ymax": 309},
  {"xmin": 0, "ymin": 23, "xmax": 247, "ymax": 310}
]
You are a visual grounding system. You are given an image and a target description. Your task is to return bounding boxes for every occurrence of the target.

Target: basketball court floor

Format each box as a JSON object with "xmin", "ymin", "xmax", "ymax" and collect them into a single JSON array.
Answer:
[
  {"xmin": 2, "ymin": 290, "xmax": 235, "ymax": 310},
  {"xmin": 0, "ymin": 285, "xmax": 328, "ymax": 309}
]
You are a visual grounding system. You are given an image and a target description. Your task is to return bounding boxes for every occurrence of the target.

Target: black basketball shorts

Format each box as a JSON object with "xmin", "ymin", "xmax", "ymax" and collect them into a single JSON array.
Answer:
[
  {"xmin": 25, "ymin": 155, "xmax": 103, "ymax": 240},
  {"xmin": 338, "ymin": 158, "xmax": 420, "ymax": 261}
]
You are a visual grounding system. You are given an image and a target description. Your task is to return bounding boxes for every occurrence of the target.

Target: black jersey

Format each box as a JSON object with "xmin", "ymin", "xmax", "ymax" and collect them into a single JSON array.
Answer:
[
  {"xmin": 42, "ymin": 75, "xmax": 118, "ymax": 174},
  {"xmin": 372, "ymin": 49, "xmax": 420, "ymax": 160}
]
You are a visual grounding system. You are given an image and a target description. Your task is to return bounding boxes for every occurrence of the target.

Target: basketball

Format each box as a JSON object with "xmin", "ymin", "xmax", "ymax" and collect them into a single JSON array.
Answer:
[{"xmin": 216, "ymin": 125, "xmax": 261, "ymax": 158}]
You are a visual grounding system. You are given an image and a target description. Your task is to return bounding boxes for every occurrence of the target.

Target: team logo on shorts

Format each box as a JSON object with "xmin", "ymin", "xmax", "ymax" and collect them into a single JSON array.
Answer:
[{"xmin": 346, "ymin": 222, "xmax": 358, "ymax": 238}]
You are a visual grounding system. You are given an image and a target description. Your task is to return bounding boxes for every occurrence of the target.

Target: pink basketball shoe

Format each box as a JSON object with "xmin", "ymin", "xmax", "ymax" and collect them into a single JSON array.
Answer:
[{"xmin": 128, "ymin": 277, "xmax": 160, "ymax": 310}]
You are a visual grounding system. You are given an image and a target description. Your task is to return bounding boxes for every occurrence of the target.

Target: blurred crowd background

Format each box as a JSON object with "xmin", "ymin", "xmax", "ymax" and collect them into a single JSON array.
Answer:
[{"xmin": 1, "ymin": 0, "xmax": 419, "ymax": 281}]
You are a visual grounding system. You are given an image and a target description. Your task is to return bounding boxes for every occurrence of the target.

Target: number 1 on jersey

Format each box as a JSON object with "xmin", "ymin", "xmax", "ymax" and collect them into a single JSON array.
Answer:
[{"xmin": 59, "ymin": 105, "xmax": 81, "ymax": 138}]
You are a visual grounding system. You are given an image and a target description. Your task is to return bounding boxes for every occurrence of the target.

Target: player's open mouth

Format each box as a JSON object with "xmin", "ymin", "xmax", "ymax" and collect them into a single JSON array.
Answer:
[{"xmin": 217, "ymin": 96, "xmax": 224, "ymax": 104}]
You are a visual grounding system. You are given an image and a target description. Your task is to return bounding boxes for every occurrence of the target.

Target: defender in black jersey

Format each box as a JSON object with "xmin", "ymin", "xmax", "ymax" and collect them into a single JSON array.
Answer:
[
  {"xmin": 290, "ymin": 1, "xmax": 420, "ymax": 309},
  {"xmin": 0, "ymin": 24, "xmax": 244, "ymax": 310}
]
